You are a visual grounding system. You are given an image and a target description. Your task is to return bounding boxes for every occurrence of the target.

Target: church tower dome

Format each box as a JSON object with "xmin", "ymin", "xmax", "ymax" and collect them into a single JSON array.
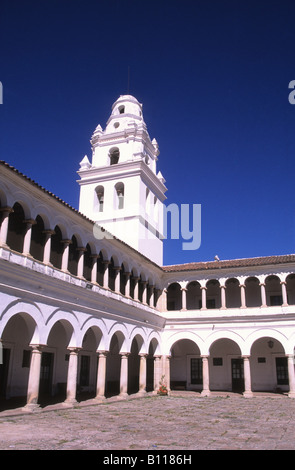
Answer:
[{"xmin": 77, "ymin": 94, "xmax": 167, "ymax": 266}]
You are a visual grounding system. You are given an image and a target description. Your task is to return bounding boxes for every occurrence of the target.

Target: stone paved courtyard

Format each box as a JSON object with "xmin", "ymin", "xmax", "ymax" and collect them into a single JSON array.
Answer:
[{"xmin": 0, "ymin": 392, "xmax": 295, "ymax": 451}]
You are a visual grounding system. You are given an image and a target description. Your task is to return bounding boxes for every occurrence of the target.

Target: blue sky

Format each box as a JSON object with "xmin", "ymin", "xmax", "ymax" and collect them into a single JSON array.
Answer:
[{"xmin": 1, "ymin": 0, "xmax": 295, "ymax": 266}]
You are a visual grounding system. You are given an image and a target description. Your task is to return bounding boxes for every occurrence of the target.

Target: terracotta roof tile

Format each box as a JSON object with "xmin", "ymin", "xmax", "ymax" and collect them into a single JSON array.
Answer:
[{"xmin": 163, "ymin": 254, "xmax": 295, "ymax": 272}]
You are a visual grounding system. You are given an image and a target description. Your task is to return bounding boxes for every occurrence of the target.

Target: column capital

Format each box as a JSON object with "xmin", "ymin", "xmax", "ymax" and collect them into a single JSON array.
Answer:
[
  {"xmin": 67, "ymin": 347, "xmax": 82, "ymax": 354},
  {"xmin": 61, "ymin": 239, "xmax": 72, "ymax": 245},
  {"xmin": 120, "ymin": 352, "xmax": 130, "ymax": 357},
  {"xmin": 76, "ymin": 246, "xmax": 87, "ymax": 252},
  {"xmin": 0, "ymin": 206, "xmax": 14, "ymax": 214},
  {"xmin": 42, "ymin": 229, "xmax": 55, "ymax": 236},
  {"xmin": 23, "ymin": 218, "xmax": 37, "ymax": 226},
  {"xmin": 29, "ymin": 343, "xmax": 45, "ymax": 352},
  {"xmin": 97, "ymin": 350, "xmax": 108, "ymax": 357}
]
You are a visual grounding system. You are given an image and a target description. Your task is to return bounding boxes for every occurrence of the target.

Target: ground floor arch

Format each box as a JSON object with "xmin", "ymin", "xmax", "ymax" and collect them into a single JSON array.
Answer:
[
  {"xmin": 250, "ymin": 336, "xmax": 289, "ymax": 392},
  {"xmin": 0, "ymin": 312, "xmax": 37, "ymax": 407},
  {"xmin": 209, "ymin": 338, "xmax": 243, "ymax": 393},
  {"xmin": 170, "ymin": 339, "xmax": 202, "ymax": 391}
]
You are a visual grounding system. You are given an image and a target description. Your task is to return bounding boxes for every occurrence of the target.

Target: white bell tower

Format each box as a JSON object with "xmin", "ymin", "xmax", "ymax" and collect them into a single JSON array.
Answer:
[{"xmin": 77, "ymin": 95, "xmax": 167, "ymax": 266}]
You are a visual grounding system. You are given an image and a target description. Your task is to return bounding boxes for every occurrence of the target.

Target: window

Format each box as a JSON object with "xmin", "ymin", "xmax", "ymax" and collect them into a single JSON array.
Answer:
[
  {"xmin": 276, "ymin": 357, "xmax": 289, "ymax": 385},
  {"xmin": 95, "ymin": 186, "xmax": 104, "ymax": 212},
  {"xmin": 110, "ymin": 148, "xmax": 120, "ymax": 165},
  {"xmin": 213, "ymin": 357, "xmax": 223, "ymax": 366},
  {"xmin": 190, "ymin": 358, "xmax": 203, "ymax": 384},
  {"xmin": 118, "ymin": 105, "xmax": 125, "ymax": 114},
  {"xmin": 115, "ymin": 182, "xmax": 124, "ymax": 209}
]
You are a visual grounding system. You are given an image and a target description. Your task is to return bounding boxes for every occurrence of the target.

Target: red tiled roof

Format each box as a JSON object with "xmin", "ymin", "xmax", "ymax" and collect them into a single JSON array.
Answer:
[
  {"xmin": 0, "ymin": 160, "xmax": 92, "ymax": 222},
  {"xmin": 163, "ymin": 254, "xmax": 295, "ymax": 272}
]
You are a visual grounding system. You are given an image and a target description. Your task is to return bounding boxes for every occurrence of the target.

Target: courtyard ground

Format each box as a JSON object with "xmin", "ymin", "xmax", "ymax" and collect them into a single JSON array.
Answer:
[{"xmin": 0, "ymin": 391, "xmax": 294, "ymax": 451}]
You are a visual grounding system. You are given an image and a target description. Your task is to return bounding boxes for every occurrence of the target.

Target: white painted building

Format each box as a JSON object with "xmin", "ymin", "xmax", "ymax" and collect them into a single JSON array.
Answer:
[{"xmin": 0, "ymin": 94, "xmax": 295, "ymax": 412}]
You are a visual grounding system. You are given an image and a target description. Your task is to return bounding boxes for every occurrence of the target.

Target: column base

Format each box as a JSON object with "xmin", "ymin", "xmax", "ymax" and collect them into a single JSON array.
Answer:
[
  {"xmin": 22, "ymin": 403, "xmax": 41, "ymax": 412},
  {"xmin": 118, "ymin": 392, "xmax": 128, "ymax": 399},
  {"xmin": 243, "ymin": 391, "xmax": 254, "ymax": 398},
  {"xmin": 0, "ymin": 242, "xmax": 9, "ymax": 249},
  {"xmin": 63, "ymin": 398, "xmax": 78, "ymax": 406},
  {"xmin": 200, "ymin": 390, "xmax": 211, "ymax": 397},
  {"xmin": 288, "ymin": 391, "xmax": 295, "ymax": 398},
  {"xmin": 94, "ymin": 395, "xmax": 106, "ymax": 402}
]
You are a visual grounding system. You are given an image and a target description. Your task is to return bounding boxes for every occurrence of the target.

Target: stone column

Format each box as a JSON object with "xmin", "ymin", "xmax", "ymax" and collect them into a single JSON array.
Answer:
[
  {"xmin": 77, "ymin": 247, "xmax": 86, "ymax": 278},
  {"xmin": 95, "ymin": 351, "xmax": 107, "ymax": 400},
  {"xmin": 149, "ymin": 285, "xmax": 155, "ymax": 307},
  {"xmin": 220, "ymin": 285, "xmax": 226, "ymax": 309},
  {"xmin": 138, "ymin": 354, "xmax": 147, "ymax": 395},
  {"xmin": 281, "ymin": 281, "xmax": 288, "ymax": 307},
  {"xmin": 154, "ymin": 289, "xmax": 160, "ymax": 310},
  {"xmin": 163, "ymin": 288, "xmax": 168, "ymax": 311},
  {"xmin": 181, "ymin": 287, "xmax": 187, "ymax": 311},
  {"xmin": 24, "ymin": 345, "xmax": 43, "ymax": 410},
  {"xmin": 163, "ymin": 355, "xmax": 171, "ymax": 392},
  {"xmin": 260, "ymin": 282, "xmax": 267, "ymax": 307},
  {"xmin": 200, "ymin": 286, "xmax": 207, "ymax": 310},
  {"xmin": 119, "ymin": 353, "xmax": 129, "ymax": 397},
  {"xmin": 114, "ymin": 267, "xmax": 121, "ymax": 293},
  {"xmin": 142, "ymin": 281, "xmax": 148, "ymax": 304},
  {"xmin": 133, "ymin": 277, "xmax": 140, "ymax": 301},
  {"xmin": 243, "ymin": 356, "xmax": 253, "ymax": 398},
  {"xmin": 23, "ymin": 219, "xmax": 36, "ymax": 256},
  {"xmin": 240, "ymin": 284, "xmax": 246, "ymax": 308},
  {"xmin": 42, "ymin": 229, "xmax": 55, "ymax": 265},
  {"xmin": 64, "ymin": 348, "xmax": 80, "ymax": 405},
  {"xmin": 287, "ymin": 355, "xmax": 295, "ymax": 398},
  {"xmin": 154, "ymin": 355, "xmax": 162, "ymax": 391},
  {"xmin": 0, "ymin": 207, "xmax": 13, "ymax": 247},
  {"xmin": 103, "ymin": 260, "xmax": 110, "ymax": 289},
  {"xmin": 201, "ymin": 356, "xmax": 210, "ymax": 396},
  {"xmin": 124, "ymin": 272, "xmax": 131, "ymax": 297},
  {"xmin": 61, "ymin": 239, "xmax": 72, "ymax": 272},
  {"xmin": 90, "ymin": 254, "xmax": 99, "ymax": 283}
]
